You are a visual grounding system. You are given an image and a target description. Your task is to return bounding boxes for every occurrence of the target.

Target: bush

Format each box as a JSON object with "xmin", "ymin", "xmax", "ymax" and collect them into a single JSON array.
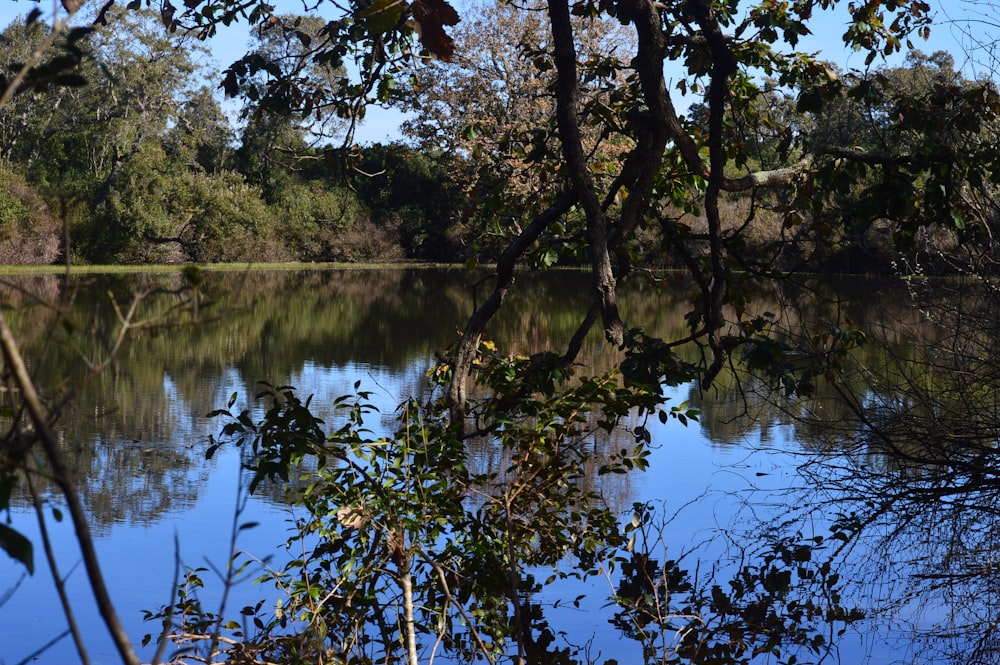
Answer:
[
  {"xmin": 329, "ymin": 215, "xmax": 406, "ymax": 262},
  {"xmin": 270, "ymin": 182, "xmax": 378, "ymax": 262},
  {"xmin": 0, "ymin": 163, "xmax": 60, "ymax": 265},
  {"xmin": 91, "ymin": 148, "xmax": 278, "ymax": 264}
]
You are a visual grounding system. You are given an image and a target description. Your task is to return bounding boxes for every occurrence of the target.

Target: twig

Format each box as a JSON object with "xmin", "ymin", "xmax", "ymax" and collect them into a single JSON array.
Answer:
[
  {"xmin": 150, "ymin": 532, "xmax": 184, "ymax": 665},
  {"xmin": 25, "ymin": 464, "xmax": 91, "ymax": 665},
  {"xmin": 0, "ymin": 311, "xmax": 141, "ymax": 665},
  {"xmin": 207, "ymin": 475, "xmax": 253, "ymax": 661},
  {"xmin": 424, "ymin": 555, "xmax": 495, "ymax": 663},
  {"xmin": 0, "ymin": 570, "xmax": 25, "ymax": 608}
]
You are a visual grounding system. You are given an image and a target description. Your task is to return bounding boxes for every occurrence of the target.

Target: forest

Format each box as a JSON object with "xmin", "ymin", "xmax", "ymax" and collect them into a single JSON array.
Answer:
[
  {"xmin": 7, "ymin": 0, "xmax": 1000, "ymax": 664},
  {"xmin": 0, "ymin": 1, "xmax": 994, "ymax": 272}
]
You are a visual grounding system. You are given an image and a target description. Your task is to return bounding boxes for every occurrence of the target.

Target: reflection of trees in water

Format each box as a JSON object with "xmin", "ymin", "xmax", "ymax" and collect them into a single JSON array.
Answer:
[
  {"xmin": 13, "ymin": 267, "xmax": 998, "ymax": 659},
  {"xmin": 72, "ymin": 439, "xmax": 214, "ymax": 536},
  {"xmin": 463, "ymin": 414, "xmax": 638, "ymax": 516},
  {"xmin": 600, "ymin": 272, "xmax": 1000, "ymax": 662},
  {"xmin": 795, "ymin": 451, "xmax": 1000, "ymax": 664},
  {"xmin": 2, "ymin": 269, "xmax": 477, "ymax": 525},
  {"xmin": 6, "ymin": 268, "xmax": 975, "ymax": 589},
  {"xmin": 888, "ymin": 500, "xmax": 1000, "ymax": 664},
  {"xmin": 660, "ymin": 275, "xmax": 931, "ymax": 449},
  {"xmin": 762, "ymin": 276, "xmax": 1000, "ymax": 664},
  {"xmin": 246, "ymin": 360, "xmax": 641, "ymax": 516}
]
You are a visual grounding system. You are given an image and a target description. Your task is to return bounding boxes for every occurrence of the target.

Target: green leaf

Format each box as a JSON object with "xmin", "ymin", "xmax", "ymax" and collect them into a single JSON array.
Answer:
[
  {"xmin": 0, "ymin": 523, "xmax": 33, "ymax": 574},
  {"xmin": 355, "ymin": 0, "xmax": 407, "ymax": 35},
  {"xmin": 950, "ymin": 208, "xmax": 966, "ymax": 230}
]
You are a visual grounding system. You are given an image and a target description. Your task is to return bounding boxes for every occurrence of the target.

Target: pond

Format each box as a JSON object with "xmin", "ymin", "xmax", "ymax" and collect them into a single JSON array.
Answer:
[{"xmin": 0, "ymin": 267, "xmax": 991, "ymax": 664}]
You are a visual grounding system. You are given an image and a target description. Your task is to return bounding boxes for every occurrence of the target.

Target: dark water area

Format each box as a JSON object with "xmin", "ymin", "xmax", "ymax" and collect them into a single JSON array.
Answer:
[{"xmin": 0, "ymin": 268, "xmax": 991, "ymax": 664}]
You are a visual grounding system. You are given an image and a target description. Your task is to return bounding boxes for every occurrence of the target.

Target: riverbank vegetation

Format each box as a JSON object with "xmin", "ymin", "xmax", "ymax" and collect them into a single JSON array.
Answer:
[{"xmin": 0, "ymin": 3, "xmax": 996, "ymax": 273}]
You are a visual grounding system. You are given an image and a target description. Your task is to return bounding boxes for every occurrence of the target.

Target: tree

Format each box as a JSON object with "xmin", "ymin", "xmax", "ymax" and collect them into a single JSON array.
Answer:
[
  {"xmin": 348, "ymin": 142, "xmax": 468, "ymax": 261},
  {"xmin": 159, "ymin": 0, "xmax": 975, "ymax": 350},
  {"xmin": 802, "ymin": 50, "xmax": 1000, "ymax": 271},
  {"xmin": 195, "ymin": 1, "xmax": 439, "ymax": 149},
  {"xmin": 0, "ymin": 8, "xmax": 228, "ymax": 263},
  {"xmin": 233, "ymin": 14, "xmax": 350, "ymax": 202},
  {"xmin": 165, "ymin": 86, "xmax": 236, "ymax": 174},
  {"xmin": 1, "ymin": 9, "xmax": 204, "ymax": 202},
  {"xmin": 421, "ymin": 0, "xmax": 957, "ymax": 416},
  {"xmin": 148, "ymin": 2, "xmax": 999, "ymax": 658},
  {"xmin": 235, "ymin": 110, "xmax": 310, "ymax": 203},
  {"xmin": 98, "ymin": 142, "xmax": 275, "ymax": 263},
  {"xmin": 239, "ymin": 14, "xmax": 350, "ymax": 141},
  {"xmin": 399, "ymin": 0, "xmax": 636, "ymax": 259}
]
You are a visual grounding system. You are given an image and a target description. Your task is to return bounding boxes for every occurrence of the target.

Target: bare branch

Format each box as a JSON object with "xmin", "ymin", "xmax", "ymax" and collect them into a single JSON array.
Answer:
[
  {"xmin": 24, "ymin": 467, "xmax": 90, "ymax": 665},
  {"xmin": 721, "ymin": 155, "xmax": 815, "ymax": 191},
  {"xmin": 0, "ymin": 312, "xmax": 141, "ymax": 665}
]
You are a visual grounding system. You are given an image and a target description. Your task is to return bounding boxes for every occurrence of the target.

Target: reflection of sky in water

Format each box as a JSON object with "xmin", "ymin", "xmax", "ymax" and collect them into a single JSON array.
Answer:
[
  {"xmin": 0, "ymin": 360, "xmax": 427, "ymax": 665},
  {"xmin": 0, "ymin": 442, "xmax": 293, "ymax": 665},
  {"xmin": 0, "ymin": 360, "xmax": 969, "ymax": 662}
]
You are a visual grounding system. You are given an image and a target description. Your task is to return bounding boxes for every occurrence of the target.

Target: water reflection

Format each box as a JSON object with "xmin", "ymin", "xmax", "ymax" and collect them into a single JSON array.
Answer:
[
  {"xmin": 738, "ymin": 274, "xmax": 1000, "ymax": 664},
  {"xmin": 0, "ymin": 267, "xmax": 994, "ymax": 664}
]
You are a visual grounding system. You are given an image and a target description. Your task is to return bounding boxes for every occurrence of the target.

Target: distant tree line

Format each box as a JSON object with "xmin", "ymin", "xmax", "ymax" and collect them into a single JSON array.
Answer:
[
  {"xmin": 0, "ymin": 5, "xmax": 995, "ymax": 271},
  {"xmin": 0, "ymin": 8, "xmax": 469, "ymax": 264}
]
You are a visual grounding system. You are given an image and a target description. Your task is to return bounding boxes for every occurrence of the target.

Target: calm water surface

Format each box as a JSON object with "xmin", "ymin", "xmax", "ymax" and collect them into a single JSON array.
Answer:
[{"xmin": 0, "ymin": 268, "xmax": 976, "ymax": 664}]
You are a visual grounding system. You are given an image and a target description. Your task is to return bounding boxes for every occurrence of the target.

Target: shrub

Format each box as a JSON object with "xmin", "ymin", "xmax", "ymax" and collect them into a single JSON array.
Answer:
[
  {"xmin": 0, "ymin": 163, "xmax": 60, "ymax": 265},
  {"xmin": 270, "ymin": 182, "xmax": 377, "ymax": 262}
]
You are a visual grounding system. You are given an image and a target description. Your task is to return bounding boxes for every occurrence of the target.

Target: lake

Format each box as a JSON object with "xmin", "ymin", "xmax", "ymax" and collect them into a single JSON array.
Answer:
[{"xmin": 0, "ymin": 267, "xmax": 990, "ymax": 664}]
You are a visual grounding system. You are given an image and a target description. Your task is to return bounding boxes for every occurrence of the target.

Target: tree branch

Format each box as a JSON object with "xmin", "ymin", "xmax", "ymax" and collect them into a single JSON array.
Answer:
[
  {"xmin": 0, "ymin": 312, "xmax": 141, "ymax": 665},
  {"xmin": 548, "ymin": 0, "xmax": 624, "ymax": 347},
  {"xmin": 24, "ymin": 467, "xmax": 91, "ymax": 665},
  {"xmin": 447, "ymin": 193, "xmax": 576, "ymax": 423}
]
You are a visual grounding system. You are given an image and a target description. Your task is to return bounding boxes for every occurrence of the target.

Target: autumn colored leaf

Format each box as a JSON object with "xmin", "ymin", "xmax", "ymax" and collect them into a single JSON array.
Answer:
[{"xmin": 410, "ymin": 0, "xmax": 460, "ymax": 61}]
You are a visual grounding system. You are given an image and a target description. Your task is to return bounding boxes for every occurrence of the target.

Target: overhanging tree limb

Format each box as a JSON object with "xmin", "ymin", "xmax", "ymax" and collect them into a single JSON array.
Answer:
[
  {"xmin": 548, "ymin": 0, "xmax": 624, "ymax": 347},
  {"xmin": 447, "ymin": 193, "xmax": 577, "ymax": 422},
  {"xmin": 690, "ymin": 0, "xmax": 739, "ymax": 388}
]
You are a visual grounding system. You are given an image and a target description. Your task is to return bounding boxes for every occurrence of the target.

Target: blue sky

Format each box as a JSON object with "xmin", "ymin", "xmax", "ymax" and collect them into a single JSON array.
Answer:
[{"xmin": 0, "ymin": 0, "xmax": 988, "ymax": 144}]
